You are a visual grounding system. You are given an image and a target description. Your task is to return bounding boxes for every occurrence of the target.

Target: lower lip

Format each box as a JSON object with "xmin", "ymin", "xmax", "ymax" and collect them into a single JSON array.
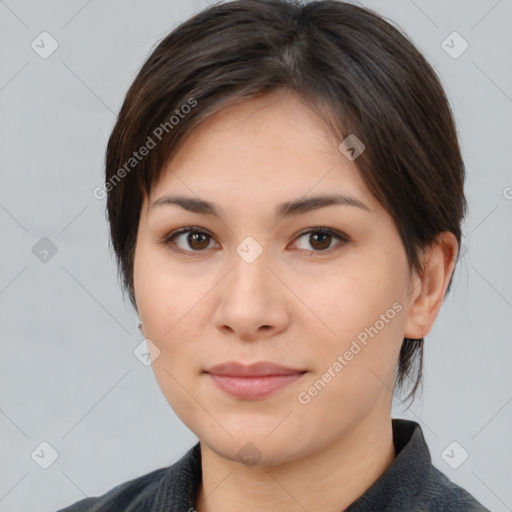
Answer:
[{"xmin": 207, "ymin": 373, "xmax": 305, "ymax": 399}]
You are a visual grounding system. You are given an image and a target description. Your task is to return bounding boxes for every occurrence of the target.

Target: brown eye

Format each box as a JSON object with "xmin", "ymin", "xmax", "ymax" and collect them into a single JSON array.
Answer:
[
  {"xmin": 163, "ymin": 228, "xmax": 218, "ymax": 254},
  {"xmin": 293, "ymin": 228, "xmax": 349, "ymax": 254},
  {"xmin": 308, "ymin": 232, "xmax": 332, "ymax": 251},
  {"xmin": 186, "ymin": 232, "xmax": 211, "ymax": 250}
]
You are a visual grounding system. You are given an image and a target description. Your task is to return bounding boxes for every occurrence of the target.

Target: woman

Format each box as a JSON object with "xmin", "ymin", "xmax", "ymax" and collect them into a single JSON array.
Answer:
[{"xmin": 58, "ymin": 0, "xmax": 490, "ymax": 510}]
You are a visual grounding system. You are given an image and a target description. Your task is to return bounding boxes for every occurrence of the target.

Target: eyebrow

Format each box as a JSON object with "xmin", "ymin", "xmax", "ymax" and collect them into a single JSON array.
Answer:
[{"xmin": 150, "ymin": 193, "xmax": 372, "ymax": 218}]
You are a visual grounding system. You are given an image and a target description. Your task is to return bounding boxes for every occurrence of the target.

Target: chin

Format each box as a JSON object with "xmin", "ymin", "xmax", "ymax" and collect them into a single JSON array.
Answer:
[
  {"xmin": 202, "ymin": 437, "xmax": 290, "ymax": 467},
  {"xmin": 197, "ymin": 422, "xmax": 316, "ymax": 468}
]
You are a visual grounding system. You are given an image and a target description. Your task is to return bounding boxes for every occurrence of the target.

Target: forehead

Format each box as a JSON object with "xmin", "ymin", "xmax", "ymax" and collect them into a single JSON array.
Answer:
[{"xmin": 145, "ymin": 90, "xmax": 376, "ymax": 214}]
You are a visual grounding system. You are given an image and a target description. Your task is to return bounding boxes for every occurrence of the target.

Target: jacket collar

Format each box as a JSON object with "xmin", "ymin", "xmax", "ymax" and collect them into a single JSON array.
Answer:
[
  {"xmin": 152, "ymin": 418, "xmax": 430, "ymax": 512},
  {"xmin": 346, "ymin": 418, "xmax": 433, "ymax": 511}
]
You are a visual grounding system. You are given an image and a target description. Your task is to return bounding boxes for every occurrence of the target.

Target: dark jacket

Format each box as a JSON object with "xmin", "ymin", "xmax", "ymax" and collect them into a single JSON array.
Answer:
[{"xmin": 56, "ymin": 418, "xmax": 491, "ymax": 511}]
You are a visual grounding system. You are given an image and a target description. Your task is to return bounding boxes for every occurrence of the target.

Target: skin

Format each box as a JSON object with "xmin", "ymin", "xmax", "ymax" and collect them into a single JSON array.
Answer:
[{"xmin": 133, "ymin": 88, "xmax": 458, "ymax": 512}]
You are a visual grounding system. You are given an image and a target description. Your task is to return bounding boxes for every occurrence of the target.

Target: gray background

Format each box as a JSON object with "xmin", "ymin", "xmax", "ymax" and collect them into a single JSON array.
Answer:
[{"xmin": 0, "ymin": 0, "xmax": 511, "ymax": 511}]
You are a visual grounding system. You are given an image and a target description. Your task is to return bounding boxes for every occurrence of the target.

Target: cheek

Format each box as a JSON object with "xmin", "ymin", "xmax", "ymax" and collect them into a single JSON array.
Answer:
[
  {"xmin": 134, "ymin": 242, "xmax": 201, "ymax": 333},
  {"xmin": 299, "ymin": 305, "xmax": 404, "ymax": 426},
  {"xmin": 311, "ymin": 261, "xmax": 404, "ymax": 336},
  {"xmin": 302, "ymin": 258, "xmax": 407, "ymax": 390}
]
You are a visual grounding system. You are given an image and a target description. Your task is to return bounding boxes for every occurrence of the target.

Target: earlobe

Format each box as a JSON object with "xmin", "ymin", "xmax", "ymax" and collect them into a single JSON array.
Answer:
[{"xmin": 403, "ymin": 232, "xmax": 459, "ymax": 340}]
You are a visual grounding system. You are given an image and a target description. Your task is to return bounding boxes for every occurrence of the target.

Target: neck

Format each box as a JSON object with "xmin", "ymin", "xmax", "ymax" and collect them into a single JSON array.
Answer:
[{"xmin": 195, "ymin": 412, "xmax": 396, "ymax": 512}]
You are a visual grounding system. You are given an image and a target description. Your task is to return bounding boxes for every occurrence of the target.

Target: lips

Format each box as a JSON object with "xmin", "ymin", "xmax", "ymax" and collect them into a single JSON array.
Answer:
[
  {"xmin": 204, "ymin": 361, "xmax": 307, "ymax": 399},
  {"xmin": 205, "ymin": 361, "xmax": 306, "ymax": 377}
]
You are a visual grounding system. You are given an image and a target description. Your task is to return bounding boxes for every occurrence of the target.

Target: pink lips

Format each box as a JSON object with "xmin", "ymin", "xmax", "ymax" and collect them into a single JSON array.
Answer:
[{"xmin": 204, "ymin": 361, "xmax": 306, "ymax": 399}]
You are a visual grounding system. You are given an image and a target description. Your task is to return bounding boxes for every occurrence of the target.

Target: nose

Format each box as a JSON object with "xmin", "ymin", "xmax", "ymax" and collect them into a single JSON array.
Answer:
[{"xmin": 212, "ymin": 243, "xmax": 291, "ymax": 342}]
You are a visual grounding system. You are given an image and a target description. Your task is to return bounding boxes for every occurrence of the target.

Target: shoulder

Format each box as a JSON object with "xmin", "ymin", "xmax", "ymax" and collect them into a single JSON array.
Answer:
[
  {"xmin": 55, "ymin": 465, "xmax": 171, "ymax": 512},
  {"xmin": 56, "ymin": 443, "xmax": 201, "ymax": 512},
  {"xmin": 371, "ymin": 419, "xmax": 492, "ymax": 512},
  {"xmin": 418, "ymin": 464, "xmax": 491, "ymax": 512}
]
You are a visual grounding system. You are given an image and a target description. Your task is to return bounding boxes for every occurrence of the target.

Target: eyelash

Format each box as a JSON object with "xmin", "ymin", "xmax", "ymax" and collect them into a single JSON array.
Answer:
[{"xmin": 159, "ymin": 226, "xmax": 350, "ymax": 257}]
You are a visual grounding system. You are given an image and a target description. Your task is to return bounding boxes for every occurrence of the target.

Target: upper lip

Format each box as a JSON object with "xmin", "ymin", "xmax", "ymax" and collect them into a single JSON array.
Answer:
[{"xmin": 205, "ymin": 361, "xmax": 306, "ymax": 377}]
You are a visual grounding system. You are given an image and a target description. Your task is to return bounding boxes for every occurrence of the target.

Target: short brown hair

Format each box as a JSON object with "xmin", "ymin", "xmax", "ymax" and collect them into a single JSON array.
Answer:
[{"xmin": 104, "ymin": 0, "xmax": 466, "ymax": 403}]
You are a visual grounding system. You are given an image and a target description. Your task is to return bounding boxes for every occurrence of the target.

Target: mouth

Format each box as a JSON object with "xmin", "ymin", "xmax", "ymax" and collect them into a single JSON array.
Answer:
[{"xmin": 204, "ymin": 361, "xmax": 307, "ymax": 399}]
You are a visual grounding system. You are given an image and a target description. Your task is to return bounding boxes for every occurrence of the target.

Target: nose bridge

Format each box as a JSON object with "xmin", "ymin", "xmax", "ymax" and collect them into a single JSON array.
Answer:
[
  {"xmin": 230, "ymin": 234, "xmax": 271, "ymax": 293},
  {"xmin": 235, "ymin": 234, "xmax": 266, "ymax": 267},
  {"xmin": 213, "ymin": 233, "xmax": 290, "ymax": 338}
]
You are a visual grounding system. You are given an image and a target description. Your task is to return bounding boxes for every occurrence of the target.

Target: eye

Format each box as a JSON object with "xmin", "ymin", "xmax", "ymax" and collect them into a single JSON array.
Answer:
[
  {"xmin": 160, "ymin": 227, "xmax": 349, "ymax": 256},
  {"xmin": 161, "ymin": 227, "xmax": 219, "ymax": 255},
  {"xmin": 291, "ymin": 228, "xmax": 349, "ymax": 255}
]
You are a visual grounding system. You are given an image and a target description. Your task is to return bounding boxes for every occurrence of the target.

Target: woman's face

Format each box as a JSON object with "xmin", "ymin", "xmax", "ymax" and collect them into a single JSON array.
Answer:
[{"xmin": 133, "ymin": 90, "xmax": 422, "ymax": 465}]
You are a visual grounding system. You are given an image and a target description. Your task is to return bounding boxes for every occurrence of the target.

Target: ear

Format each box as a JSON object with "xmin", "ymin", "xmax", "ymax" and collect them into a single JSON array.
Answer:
[{"xmin": 404, "ymin": 231, "xmax": 459, "ymax": 339}]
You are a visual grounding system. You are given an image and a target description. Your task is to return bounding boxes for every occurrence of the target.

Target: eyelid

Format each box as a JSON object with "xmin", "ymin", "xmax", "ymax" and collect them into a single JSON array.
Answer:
[{"xmin": 160, "ymin": 226, "xmax": 350, "ymax": 256}]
